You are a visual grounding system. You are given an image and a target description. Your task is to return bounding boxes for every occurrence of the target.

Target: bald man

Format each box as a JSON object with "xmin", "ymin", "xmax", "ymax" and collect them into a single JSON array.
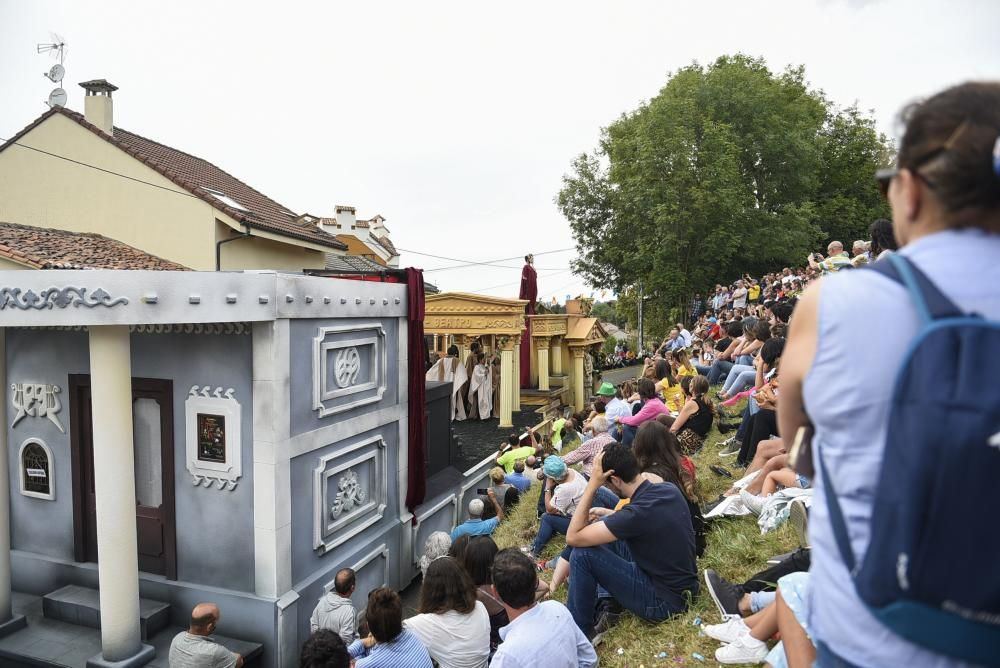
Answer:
[
  {"xmin": 169, "ymin": 602, "xmax": 242, "ymax": 668},
  {"xmin": 808, "ymin": 240, "xmax": 852, "ymax": 273}
]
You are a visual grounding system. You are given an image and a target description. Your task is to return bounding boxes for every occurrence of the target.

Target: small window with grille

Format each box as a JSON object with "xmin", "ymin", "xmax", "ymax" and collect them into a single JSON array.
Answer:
[{"xmin": 20, "ymin": 439, "xmax": 54, "ymax": 501}]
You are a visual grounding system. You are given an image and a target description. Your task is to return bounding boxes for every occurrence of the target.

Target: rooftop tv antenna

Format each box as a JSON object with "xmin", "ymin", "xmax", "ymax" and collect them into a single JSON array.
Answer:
[{"xmin": 37, "ymin": 33, "xmax": 68, "ymax": 108}]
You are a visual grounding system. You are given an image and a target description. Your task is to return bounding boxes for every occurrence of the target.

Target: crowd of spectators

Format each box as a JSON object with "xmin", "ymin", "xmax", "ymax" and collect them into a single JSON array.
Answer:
[{"xmin": 182, "ymin": 81, "xmax": 1000, "ymax": 668}]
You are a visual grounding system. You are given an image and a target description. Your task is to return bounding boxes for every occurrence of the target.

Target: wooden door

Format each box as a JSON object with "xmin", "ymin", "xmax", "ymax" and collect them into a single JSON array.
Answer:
[{"xmin": 69, "ymin": 375, "xmax": 177, "ymax": 579}]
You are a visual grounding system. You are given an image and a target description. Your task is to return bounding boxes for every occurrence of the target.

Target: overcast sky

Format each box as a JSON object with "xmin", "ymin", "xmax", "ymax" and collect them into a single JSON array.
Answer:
[{"xmin": 2, "ymin": 0, "xmax": 997, "ymax": 301}]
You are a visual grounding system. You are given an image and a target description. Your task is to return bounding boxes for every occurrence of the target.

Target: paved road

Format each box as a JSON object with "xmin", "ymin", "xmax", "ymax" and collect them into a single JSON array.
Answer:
[{"xmin": 596, "ymin": 363, "xmax": 643, "ymax": 387}]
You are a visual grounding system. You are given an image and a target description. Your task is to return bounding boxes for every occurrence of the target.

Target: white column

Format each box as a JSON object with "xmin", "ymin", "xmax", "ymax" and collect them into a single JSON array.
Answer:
[
  {"xmin": 536, "ymin": 341, "xmax": 550, "ymax": 391},
  {"xmin": 512, "ymin": 338, "xmax": 521, "ymax": 411},
  {"xmin": 551, "ymin": 337, "xmax": 563, "ymax": 376},
  {"xmin": 499, "ymin": 338, "xmax": 514, "ymax": 429},
  {"xmin": 572, "ymin": 348, "xmax": 586, "ymax": 412},
  {"xmin": 0, "ymin": 330, "xmax": 11, "ymax": 621},
  {"xmin": 88, "ymin": 326, "xmax": 145, "ymax": 662}
]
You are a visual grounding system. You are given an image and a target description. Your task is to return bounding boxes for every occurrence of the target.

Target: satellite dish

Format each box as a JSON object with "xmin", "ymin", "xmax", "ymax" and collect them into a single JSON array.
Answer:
[
  {"xmin": 45, "ymin": 64, "xmax": 65, "ymax": 83},
  {"xmin": 48, "ymin": 87, "xmax": 67, "ymax": 108}
]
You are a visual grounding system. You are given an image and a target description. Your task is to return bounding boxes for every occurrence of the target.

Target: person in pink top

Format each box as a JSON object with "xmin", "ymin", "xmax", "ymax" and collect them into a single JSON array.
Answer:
[{"xmin": 615, "ymin": 379, "xmax": 668, "ymax": 446}]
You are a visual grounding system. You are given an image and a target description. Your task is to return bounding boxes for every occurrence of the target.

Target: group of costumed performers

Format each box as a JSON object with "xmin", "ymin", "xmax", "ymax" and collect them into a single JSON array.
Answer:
[
  {"xmin": 425, "ymin": 341, "xmax": 501, "ymax": 421},
  {"xmin": 426, "ymin": 252, "xmax": 538, "ymax": 422}
]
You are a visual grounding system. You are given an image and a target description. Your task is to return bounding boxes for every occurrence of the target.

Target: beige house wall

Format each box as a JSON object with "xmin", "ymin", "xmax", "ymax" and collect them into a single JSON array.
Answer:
[
  {"xmin": 216, "ymin": 222, "xmax": 327, "ymax": 271},
  {"xmin": 0, "ymin": 257, "xmax": 30, "ymax": 271},
  {"xmin": 0, "ymin": 114, "xmax": 329, "ymax": 271}
]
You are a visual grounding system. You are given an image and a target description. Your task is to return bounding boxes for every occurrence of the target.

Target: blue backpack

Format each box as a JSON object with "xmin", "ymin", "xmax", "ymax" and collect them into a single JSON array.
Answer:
[{"xmin": 820, "ymin": 253, "xmax": 1000, "ymax": 666}]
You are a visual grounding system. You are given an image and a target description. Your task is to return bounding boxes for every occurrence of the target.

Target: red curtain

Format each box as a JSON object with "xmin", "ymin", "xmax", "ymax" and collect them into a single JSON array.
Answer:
[{"xmin": 404, "ymin": 268, "xmax": 427, "ymax": 515}]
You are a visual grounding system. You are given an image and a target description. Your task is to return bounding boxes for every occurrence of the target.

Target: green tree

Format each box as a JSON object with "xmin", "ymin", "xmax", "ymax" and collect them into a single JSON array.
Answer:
[{"xmin": 557, "ymin": 54, "xmax": 892, "ymax": 317}]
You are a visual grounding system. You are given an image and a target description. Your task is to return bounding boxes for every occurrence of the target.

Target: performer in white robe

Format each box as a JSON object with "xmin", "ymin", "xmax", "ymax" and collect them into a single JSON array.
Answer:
[
  {"xmin": 468, "ymin": 354, "xmax": 493, "ymax": 420},
  {"xmin": 425, "ymin": 345, "xmax": 468, "ymax": 421}
]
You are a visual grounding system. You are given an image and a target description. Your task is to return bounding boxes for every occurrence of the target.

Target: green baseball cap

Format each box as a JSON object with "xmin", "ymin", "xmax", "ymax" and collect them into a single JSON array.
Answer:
[{"xmin": 596, "ymin": 382, "xmax": 616, "ymax": 397}]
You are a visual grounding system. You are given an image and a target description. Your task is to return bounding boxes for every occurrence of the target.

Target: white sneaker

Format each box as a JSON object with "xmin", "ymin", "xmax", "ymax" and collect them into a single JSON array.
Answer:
[
  {"xmin": 704, "ymin": 615, "xmax": 751, "ymax": 643},
  {"xmin": 740, "ymin": 488, "xmax": 766, "ymax": 515},
  {"xmin": 715, "ymin": 634, "xmax": 768, "ymax": 664}
]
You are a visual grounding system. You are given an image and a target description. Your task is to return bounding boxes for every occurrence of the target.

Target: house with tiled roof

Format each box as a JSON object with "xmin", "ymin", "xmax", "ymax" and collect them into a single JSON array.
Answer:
[
  {"xmin": 0, "ymin": 221, "xmax": 189, "ymax": 271},
  {"xmin": 0, "ymin": 80, "xmax": 348, "ymax": 271},
  {"xmin": 296, "ymin": 207, "xmax": 400, "ymax": 269}
]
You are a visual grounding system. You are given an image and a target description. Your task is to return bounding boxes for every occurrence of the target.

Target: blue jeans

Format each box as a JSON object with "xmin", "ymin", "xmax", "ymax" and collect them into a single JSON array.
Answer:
[
  {"xmin": 532, "ymin": 513, "xmax": 570, "ymax": 554},
  {"xmin": 533, "ymin": 487, "xmax": 618, "ymax": 554},
  {"xmin": 736, "ymin": 354, "xmax": 754, "ymax": 366},
  {"xmin": 694, "ymin": 364, "xmax": 711, "ymax": 376},
  {"xmin": 568, "ymin": 539, "xmax": 687, "ymax": 635},
  {"xmin": 621, "ymin": 424, "xmax": 638, "ymax": 446},
  {"xmin": 707, "ymin": 359, "xmax": 733, "ymax": 385},
  {"xmin": 722, "ymin": 365, "xmax": 755, "ymax": 395}
]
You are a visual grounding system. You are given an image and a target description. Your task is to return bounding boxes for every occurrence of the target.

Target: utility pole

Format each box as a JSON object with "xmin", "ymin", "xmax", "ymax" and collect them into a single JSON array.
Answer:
[{"xmin": 637, "ymin": 281, "xmax": 644, "ymax": 353}]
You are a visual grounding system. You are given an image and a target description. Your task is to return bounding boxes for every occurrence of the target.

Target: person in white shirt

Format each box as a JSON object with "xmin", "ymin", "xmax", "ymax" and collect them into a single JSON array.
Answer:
[
  {"xmin": 309, "ymin": 568, "xmax": 359, "ymax": 644},
  {"xmin": 490, "ymin": 548, "xmax": 597, "ymax": 668},
  {"xmin": 404, "ymin": 557, "xmax": 490, "ymax": 668}
]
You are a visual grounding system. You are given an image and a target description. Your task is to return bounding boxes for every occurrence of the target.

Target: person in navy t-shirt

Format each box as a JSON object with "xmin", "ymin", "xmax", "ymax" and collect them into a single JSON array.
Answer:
[{"xmin": 566, "ymin": 443, "xmax": 698, "ymax": 640}]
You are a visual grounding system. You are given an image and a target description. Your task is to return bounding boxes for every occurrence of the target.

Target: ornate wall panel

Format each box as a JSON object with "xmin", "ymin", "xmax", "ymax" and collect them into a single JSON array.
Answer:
[
  {"xmin": 313, "ymin": 436, "xmax": 388, "ymax": 554},
  {"xmin": 312, "ymin": 323, "xmax": 387, "ymax": 417}
]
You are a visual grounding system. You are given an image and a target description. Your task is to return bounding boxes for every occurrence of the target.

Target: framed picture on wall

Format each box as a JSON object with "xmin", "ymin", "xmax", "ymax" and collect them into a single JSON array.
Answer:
[
  {"xmin": 185, "ymin": 387, "xmax": 241, "ymax": 490},
  {"xmin": 197, "ymin": 413, "xmax": 227, "ymax": 463}
]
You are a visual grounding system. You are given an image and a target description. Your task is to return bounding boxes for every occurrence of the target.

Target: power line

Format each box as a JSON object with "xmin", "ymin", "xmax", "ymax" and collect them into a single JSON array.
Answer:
[
  {"xmin": 0, "ymin": 136, "xmax": 206, "ymax": 201},
  {"xmin": 468, "ymin": 268, "xmax": 574, "ymax": 293},
  {"xmin": 0, "ymin": 136, "xmax": 580, "ymax": 272},
  {"xmin": 406, "ymin": 247, "xmax": 575, "ymax": 272}
]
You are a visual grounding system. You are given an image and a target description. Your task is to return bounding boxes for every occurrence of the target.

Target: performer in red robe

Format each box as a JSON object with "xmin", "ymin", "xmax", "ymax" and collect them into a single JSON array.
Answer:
[{"xmin": 519, "ymin": 254, "xmax": 537, "ymax": 388}]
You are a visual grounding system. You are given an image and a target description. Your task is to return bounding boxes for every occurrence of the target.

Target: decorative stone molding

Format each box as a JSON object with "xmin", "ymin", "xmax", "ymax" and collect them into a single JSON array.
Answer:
[
  {"xmin": 313, "ymin": 436, "xmax": 388, "ymax": 553},
  {"xmin": 10, "ymin": 383, "xmax": 64, "ymax": 433},
  {"xmin": 18, "ymin": 438, "xmax": 55, "ymax": 501},
  {"xmin": 132, "ymin": 323, "xmax": 251, "ymax": 335},
  {"xmin": 0, "ymin": 286, "xmax": 128, "ymax": 310},
  {"xmin": 312, "ymin": 323, "xmax": 387, "ymax": 417},
  {"xmin": 185, "ymin": 386, "xmax": 242, "ymax": 490},
  {"xmin": 19, "ymin": 323, "xmax": 252, "ymax": 334}
]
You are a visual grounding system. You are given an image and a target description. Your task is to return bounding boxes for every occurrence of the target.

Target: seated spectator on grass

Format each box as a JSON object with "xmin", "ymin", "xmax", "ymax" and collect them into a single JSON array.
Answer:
[
  {"xmin": 704, "ymin": 572, "xmax": 813, "ymax": 666},
  {"xmin": 451, "ymin": 491, "xmax": 504, "ymax": 541},
  {"xmin": 300, "ymin": 629, "xmax": 351, "ymax": 668},
  {"xmin": 348, "ymin": 588, "xmax": 432, "ymax": 668},
  {"xmin": 418, "ymin": 532, "xmax": 452, "ymax": 578},
  {"xmin": 503, "ymin": 460, "xmax": 532, "ymax": 493},
  {"xmin": 703, "ymin": 321, "xmax": 745, "ymax": 384},
  {"xmin": 615, "ymin": 378, "xmax": 669, "ymax": 445},
  {"xmin": 404, "ymin": 557, "xmax": 490, "ymax": 668},
  {"xmin": 669, "ymin": 375, "xmax": 715, "ymax": 455},
  {"xmin": 561, "ymin": 415, "xmax": 616, "ymax": 477},
  {"xmin": 669, "ymin": 349, "xmax": 697, "ymax": 379},
  {"xmin": 309, "ymin": 568, "xmax": 358, "ymax": 643},
  {"xmin": 495, "ymin": 433, "xmax": 537, "ymax": 473},
  {"xmin": 489, "ymin": 549, "xmax": 597, "ymax": 668},
  {"xmin": 488, "ymin": 466, "xmax": 520, "ymax": 511},
  {"xmin": 868, "ymin": 217, "xmax": 898, "ymax": 261},
  {"xmin": 632, "ymin": 421, "xmax": 705, "ymax": 557},
  {"xmin": 526, "ymin": 455, "xmax": 614, "ymax": 558},
  {"xmin": 654, "ymin": 359, "xmax": 685, "ymax": 413},
  {"xmin": 460, "ymin": 536, "xmax": 549, "ymax": 655},
  {"xmin": 566, "ymin": 444, "xmax": 698, "ymax": 642}
]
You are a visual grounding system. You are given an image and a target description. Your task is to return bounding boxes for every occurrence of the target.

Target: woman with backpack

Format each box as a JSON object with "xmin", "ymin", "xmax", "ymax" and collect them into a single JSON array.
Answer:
[{"xmin": 779, "ymin": 83, "xmax": 1000, "ymax": 667}]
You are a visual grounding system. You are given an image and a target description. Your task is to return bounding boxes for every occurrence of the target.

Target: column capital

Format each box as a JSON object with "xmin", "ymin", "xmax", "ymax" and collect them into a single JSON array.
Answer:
[
  {"xmin": 536, "ymin": 337, "xmax": 550, "ymax": 351},
  {"xmin": 550, "ymin": 335, "xmax": 562, "ymax": 348},
  {"xmin": 497, "ymin": 335, "xmax": 516, "ymax": 352},
  {"xmin": 571, "ymin": 347, "xmax": 587, "ymax": 358}
]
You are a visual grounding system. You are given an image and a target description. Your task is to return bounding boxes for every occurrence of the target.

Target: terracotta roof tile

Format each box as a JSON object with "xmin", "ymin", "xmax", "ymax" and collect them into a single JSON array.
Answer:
[
  {"xmin": 0, "ymin": 108, "xmax": 347, "ymax": 252},
  {"xmin": 0, "ymin": 222, "xmax": 189, "ymax": 270}
]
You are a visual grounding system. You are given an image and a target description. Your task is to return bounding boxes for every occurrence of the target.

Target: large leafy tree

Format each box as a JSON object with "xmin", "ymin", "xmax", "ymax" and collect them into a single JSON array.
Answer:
[{"xmin": 557, "ymin": 54, "xmax": 891, "ymax": 324}]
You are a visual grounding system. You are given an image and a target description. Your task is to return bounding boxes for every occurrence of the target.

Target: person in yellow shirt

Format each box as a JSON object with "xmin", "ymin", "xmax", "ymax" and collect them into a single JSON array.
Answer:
[
  {"xmin": 669, "ymin": 349, "xmax": 697, "ymax": 379},
  {"xmin": 747, "ymin": 279, "xmax": 761, "ymax": 303},
  {"xmin": 654, "ymin": 359, "xmax": 685, "ymax": 413}
]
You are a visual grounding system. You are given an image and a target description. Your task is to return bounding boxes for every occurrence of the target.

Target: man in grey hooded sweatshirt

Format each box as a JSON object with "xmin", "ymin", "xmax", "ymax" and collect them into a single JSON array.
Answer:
[{"xmin": 310, "ymin": 568, "xmax": 358, "ymax": 644}]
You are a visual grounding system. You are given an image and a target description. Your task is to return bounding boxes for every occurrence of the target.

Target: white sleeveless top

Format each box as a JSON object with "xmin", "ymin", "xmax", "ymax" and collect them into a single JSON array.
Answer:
[{"xmin": 803, "ymin": 228, "xmax": 1000, "ymax": 667}]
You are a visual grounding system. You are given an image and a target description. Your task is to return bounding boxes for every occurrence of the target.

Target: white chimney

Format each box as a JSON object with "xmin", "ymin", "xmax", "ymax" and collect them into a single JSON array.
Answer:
[
  {"xmin": 79, "ymin": 79, "xmax": 118, "ymax": 136},
  {"xmin": 334, "ymin": 205, "xmax": 357, "ymax": 230}
]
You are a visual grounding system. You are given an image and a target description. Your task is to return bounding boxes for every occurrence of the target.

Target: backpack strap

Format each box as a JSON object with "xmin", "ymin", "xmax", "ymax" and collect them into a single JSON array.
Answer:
[
  {"xmin": 817, "ymin": 443, "xmax": 858, "ymax": 574},
  {"xmin": 866, "ymin": 254, "xmax": 963, "ymax": 322}
]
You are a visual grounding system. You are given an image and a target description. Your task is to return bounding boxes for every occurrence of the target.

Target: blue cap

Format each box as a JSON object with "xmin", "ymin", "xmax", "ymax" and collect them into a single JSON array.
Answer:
[{"xmin": 543, "ymin": 456, "xmax": 567, "ymax": 479}]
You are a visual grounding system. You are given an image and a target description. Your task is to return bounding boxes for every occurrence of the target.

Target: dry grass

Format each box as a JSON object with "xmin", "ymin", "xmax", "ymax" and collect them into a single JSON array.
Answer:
[{"xmin": 492, "ymin": 404, "xmax": 799, "ymax": 666}]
